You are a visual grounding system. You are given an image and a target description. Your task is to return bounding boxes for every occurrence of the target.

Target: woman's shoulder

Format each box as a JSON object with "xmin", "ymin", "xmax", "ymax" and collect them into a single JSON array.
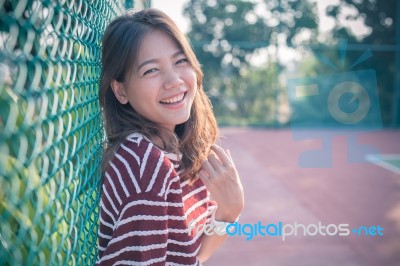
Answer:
[
  {"xmin": 104, "ymin": 132, "xmax": 180, "ymax": 198},
  {"xmin": 121, "ymin": 132, "xmax": 172, "ymax": 167}
]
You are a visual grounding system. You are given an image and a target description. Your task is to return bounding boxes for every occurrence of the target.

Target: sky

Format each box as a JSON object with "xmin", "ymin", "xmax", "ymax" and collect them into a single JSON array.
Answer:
[{"xmin": 151, "ymin": 0, "xmax": 190, "ymax": 33}]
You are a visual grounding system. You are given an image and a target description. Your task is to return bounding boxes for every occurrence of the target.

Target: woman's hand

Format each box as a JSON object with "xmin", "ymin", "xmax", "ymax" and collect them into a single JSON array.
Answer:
[{"xmin": 199, "ymin": 144, "xmax": 244, "ymax": 223}]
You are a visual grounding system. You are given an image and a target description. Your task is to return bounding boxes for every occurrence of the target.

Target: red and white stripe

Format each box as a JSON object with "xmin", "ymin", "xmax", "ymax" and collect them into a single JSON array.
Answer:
[{"xmin": 97, "ymin": 133, "xmax": 214, "ymax": 266}]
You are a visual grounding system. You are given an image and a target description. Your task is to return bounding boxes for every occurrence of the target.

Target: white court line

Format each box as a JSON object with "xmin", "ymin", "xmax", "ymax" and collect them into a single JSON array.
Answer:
[{"xmin": 365, "ymin": 154, "xmax": 400, "ymax": 175}]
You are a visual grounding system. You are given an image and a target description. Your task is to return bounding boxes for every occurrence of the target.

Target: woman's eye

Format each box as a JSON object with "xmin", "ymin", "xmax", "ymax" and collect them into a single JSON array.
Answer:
[
  {"xmin": 176, "ymin": 58, "xmax": 189, "ymax": 65},
  {"xmin": 143, "ymin": 68, "xmax": 158, "ymax": 76}
]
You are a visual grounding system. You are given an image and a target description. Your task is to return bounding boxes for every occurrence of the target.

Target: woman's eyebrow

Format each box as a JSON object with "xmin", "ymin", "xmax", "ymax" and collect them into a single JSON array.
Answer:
[{"xmin": 136, "ymin": 50, "xmax": 185, "ymax": 72}]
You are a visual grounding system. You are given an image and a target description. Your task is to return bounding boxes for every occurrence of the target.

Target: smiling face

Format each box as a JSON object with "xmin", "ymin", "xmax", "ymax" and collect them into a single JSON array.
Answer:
[{"xmin": 111, "ymin": 29, "xmax": 197, "ymax": 131}]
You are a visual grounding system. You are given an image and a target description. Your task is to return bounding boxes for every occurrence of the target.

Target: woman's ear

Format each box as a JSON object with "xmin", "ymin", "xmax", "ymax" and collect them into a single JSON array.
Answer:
[{"xmin": 110, "ymin": 79, "xmax": 129, "ymax": 104}]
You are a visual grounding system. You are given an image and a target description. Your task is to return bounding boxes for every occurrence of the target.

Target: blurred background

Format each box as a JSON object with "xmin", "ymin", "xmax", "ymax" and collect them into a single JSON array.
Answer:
[
  {"xmin": 153, "ymin": 0, "xmax": 399, "ymax": 128},
  {"xmin": 149, "ymin": 1, "xmax": 400, "ymax": 265},
  {"xmin": 1, "ymin": 0, "xmax": 399, "ymax": 265}
]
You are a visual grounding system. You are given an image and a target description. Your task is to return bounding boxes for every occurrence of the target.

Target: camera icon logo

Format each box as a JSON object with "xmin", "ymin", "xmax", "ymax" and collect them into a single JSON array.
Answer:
[
  {"xmin": 328, "ymin": 81, "xmax": 370, "ymax": 125},
  {"xmin": 286, "ymin": 41, "xmax": 382, "ymax": 168}
]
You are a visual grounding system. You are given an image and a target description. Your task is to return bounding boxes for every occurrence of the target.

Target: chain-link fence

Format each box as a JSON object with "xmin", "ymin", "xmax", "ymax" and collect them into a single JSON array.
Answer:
[{"xmin": 0, "ymin": 1, "xmax": 130, "ymax": 264}]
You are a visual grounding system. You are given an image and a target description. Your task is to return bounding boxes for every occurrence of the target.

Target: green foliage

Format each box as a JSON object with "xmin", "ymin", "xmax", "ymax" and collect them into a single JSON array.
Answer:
[
  {"xmin": 213, "ymin": 64, "xmax": 280, "ymax": 126},
  {"xmin": 0, "ymin": 0, "xmax": 126, "ymax": 264},
  {"xmin": 184, "ymin": 0, "xmax": 269, "ymax": 77},
  {"xmin": 184, "ymin": 0, "xmax": 398, "ymax": 127},
  {"xmin": 322, "ymin": 0, "xmax": 399, "ymax": 126},
  {"xmin": 184, "ymin": 0, "xmax": 319, "ymax": 125}
]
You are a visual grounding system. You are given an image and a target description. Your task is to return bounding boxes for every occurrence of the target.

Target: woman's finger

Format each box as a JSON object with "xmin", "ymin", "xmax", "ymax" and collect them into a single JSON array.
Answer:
[
  {"xmin": 201, "ymin": 160, "xmax": 216, "ymax": 178},
  {"xmin": 210, "ymin": 145, "xmax": 231, "ymax": 166},
  {"xmin": 226, "ymin": 149, "xmax": 234, "ymax": 164},
  {"xmin": 198, "ymin": 170, "xmax": 210, "ymax": 186},
  {"xmin": 207, "ymin": 154, "xmax": 222, "ymax": 170}
]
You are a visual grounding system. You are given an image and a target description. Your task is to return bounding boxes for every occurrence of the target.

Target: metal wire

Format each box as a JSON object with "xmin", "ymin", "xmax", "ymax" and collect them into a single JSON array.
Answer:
[{"xmin": 0, "ymin": 0, "xmax": 127, "ymax": 265}]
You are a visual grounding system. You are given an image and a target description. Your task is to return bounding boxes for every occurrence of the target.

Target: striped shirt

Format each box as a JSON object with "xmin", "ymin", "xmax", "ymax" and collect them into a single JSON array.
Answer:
[{"xmin": 97, "ymin": 133, "xmax": 215, "ymax": 265}]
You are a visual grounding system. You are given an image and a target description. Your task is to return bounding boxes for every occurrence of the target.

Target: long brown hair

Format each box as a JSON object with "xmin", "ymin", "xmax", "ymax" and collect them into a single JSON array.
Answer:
[{"xmin": 100, "ymin": 8, "xmax": 218, "ymax": 180}]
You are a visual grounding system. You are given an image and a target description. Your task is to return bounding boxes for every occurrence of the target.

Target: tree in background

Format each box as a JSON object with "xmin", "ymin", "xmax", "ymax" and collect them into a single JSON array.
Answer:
[
  {"xmin": 184, "ymin": 0, "xmax": 267, "ymax": 77},
  {"xmin": 184, "ymin": 0, "xmax": 399, "ymax": 127},
  {"xmin": 183, "ymin": 0, "xmax": 318, "ymax": 125},
  {"xmin": 302, "ymin": 0, "xmax": 398, "ymax": 126}
]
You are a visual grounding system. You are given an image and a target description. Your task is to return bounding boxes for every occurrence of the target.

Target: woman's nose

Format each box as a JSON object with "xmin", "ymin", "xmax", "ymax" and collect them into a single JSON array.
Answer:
[{"xmin": 163, "ymin": 69, "xmax": 183, "ymax": 90}]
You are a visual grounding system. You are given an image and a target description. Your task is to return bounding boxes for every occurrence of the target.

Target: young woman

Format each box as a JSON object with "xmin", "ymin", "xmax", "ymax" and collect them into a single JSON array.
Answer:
[{"xmin": 97, "ymin": 8, "xmax": 244, "ymax": 265}]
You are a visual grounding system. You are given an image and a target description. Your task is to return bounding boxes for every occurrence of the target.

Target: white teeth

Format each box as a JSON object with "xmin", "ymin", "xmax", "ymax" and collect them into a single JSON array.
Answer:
[{"xmin": 160, "ymin": 93, "xmax": 185, "ymax": 104}]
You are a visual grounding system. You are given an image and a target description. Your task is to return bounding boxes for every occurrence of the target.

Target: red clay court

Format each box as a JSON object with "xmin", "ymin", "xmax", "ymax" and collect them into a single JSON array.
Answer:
[{"xmin": 207, "ymin": 128, "xmax": 400, "ymax": 266}]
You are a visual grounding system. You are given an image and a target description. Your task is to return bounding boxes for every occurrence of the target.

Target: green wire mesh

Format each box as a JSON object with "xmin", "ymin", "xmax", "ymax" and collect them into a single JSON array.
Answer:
[{"xmin": 0, "ymin": 0, "xmax": 129, "ymax": 265}]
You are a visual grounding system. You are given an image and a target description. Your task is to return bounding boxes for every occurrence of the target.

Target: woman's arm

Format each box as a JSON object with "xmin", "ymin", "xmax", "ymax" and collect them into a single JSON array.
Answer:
[
  {"xmin": 97, "ymin": 137, "xmax": 174, "ymax": 265},
  {"xmin": 197, "ymin": 145, "xmax": 244, "ymax": 263}
]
